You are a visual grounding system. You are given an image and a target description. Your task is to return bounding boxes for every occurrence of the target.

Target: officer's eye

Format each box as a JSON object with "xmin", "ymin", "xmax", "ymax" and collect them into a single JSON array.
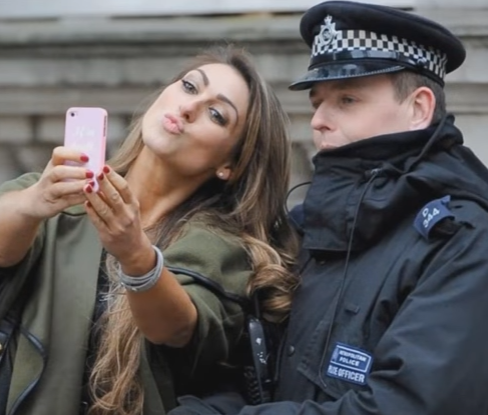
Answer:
[
  {"xmin": 310, "ymin": 99, "xmax": 321, "ymax": 110},
  {"xmin": 340, "ymin": 96, "xmax": 356, "ymax": 105}
]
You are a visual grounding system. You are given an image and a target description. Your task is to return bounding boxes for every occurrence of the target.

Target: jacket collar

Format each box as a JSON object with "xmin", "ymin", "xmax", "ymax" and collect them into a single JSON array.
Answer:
[{"xmin": 301, "ymin": 117, "xmax": 467, "ymax": 253}]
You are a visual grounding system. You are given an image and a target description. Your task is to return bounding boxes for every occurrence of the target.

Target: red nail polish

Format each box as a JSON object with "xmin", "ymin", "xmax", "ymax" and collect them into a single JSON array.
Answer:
[
  {"xmin": 86, "ymin": 171, "xmax": 94, "ymax": 179},
  {"xmin": 103, "ymin": 165, "xmax": 110, "ymax": 174},
  {"xmin": 80, "ymin": 154, "xmax": 89, "ymax": 163},
  {"xmin": 85, "ymin": 185, "xmax": 93, "ymax": 194},
  {"xmin": 98, "ymin": 173, "xmax": 104, "ymax": 181},
  {"xmin": 89, "ymin": 180, "xmax": 95, "ymax": 187}
]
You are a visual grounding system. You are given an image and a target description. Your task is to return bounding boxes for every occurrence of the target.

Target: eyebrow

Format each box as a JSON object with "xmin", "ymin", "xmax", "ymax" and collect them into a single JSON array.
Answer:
[{"xmin": 195, "ymin": 68, "xmax": 239, "ymax": 121}]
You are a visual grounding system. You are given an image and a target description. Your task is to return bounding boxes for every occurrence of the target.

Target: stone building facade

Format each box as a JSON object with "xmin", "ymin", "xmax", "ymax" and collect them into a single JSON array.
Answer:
[{"xmin": 0, "ymin": 2, "xmax": 487, "ymax": 206}]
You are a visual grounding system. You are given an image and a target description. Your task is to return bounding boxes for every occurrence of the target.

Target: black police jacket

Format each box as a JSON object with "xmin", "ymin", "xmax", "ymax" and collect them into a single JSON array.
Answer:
[{"xmin": 171, "ymin": 116, "xmax": 488, "ymax": 415}]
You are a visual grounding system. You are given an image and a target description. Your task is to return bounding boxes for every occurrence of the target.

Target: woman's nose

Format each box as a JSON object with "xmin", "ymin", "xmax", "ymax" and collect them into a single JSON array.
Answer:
[{"xmin": 179, "ymin": 99, "xmax": 201, "ymax": 123}]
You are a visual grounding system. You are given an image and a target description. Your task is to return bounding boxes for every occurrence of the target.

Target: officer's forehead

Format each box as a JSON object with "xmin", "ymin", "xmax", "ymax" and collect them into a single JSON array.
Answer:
[{"xmin": 308, "ymin": 76, "xmax": 387, "ymax": 98}]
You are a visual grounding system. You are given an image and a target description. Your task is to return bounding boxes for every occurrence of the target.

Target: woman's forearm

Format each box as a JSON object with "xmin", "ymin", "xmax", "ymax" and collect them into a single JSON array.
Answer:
[
  {"xmin": 0, "ymin": 188, "xmax": 43, "ymax": 268},
  {"xmin": 126, "ymin": 268, "xmax": 198, "ymax": 347},
  {"xmin": 122, "ymin": 249, "xmax": 198, "ymax": 347}
]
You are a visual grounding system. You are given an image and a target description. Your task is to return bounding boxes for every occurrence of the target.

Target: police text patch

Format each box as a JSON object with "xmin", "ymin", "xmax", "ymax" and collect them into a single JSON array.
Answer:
[{"xmin": 325, "ymin": 343, "xmax": 373, "ymax": 385}]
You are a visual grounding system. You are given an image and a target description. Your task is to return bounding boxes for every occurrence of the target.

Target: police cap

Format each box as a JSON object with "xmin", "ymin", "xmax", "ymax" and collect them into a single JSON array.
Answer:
[{"xmin": 289, "ymin": 0, "xmax": 466, "ymax": 90}]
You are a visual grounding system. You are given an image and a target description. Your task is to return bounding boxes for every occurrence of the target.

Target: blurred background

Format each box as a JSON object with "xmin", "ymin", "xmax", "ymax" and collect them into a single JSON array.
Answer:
[{"xmin": 0, "ymin": 0, "xmax": 487, "ymax": 207}]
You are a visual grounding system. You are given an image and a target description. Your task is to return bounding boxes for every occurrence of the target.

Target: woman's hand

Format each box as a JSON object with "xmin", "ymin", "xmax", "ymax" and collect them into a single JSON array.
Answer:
[
  {"xmin": 25, "ymin": 146, "xmax": 92, "ymax": 220},
  {"xmin": 84, "ymin": 166, "xmax": 155, "ymax": 273},
  {"xmin": 84, "ymin": 166, "xmax": 198, "ymax": 347}
]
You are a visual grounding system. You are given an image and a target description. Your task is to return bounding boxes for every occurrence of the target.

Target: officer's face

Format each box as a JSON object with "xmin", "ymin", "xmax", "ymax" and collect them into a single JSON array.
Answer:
[{"xmin": 308, "ymin": 74, "xmax": 414, "ymax": 151}]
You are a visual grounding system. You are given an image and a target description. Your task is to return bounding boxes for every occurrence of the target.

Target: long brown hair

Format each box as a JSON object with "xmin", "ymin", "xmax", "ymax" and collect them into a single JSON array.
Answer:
[{"xmin": 88, "ymin": 45, "xmax": 299, "ymax": 415}]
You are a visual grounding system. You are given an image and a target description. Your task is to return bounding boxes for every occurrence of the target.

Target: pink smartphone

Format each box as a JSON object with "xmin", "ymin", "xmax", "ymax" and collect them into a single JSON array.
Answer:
[{"xmin": 64, "ymin": 107, "xmax": 108, "ymax": 191}]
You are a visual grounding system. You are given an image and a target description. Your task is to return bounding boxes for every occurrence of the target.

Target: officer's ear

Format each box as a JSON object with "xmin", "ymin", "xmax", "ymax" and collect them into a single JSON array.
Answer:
[{"xmin": 408, "ymin": 86, "xmax": 436, "ymax": 130}]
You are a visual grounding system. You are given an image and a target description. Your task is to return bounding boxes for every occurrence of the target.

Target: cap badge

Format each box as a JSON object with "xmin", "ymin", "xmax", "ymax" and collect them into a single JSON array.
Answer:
[{"xmin": 318, "ymin": 15, "xmax": 338, "ymax": 50}]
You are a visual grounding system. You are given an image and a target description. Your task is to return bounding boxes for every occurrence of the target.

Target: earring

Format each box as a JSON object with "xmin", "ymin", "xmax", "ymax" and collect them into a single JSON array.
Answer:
[{"xmin": 217, "ymin": 172, "xmax": 224, "ymax": 178}]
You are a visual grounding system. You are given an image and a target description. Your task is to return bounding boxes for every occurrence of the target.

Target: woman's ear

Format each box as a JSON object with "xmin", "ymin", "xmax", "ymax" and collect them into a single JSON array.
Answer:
[{"xmin": 409, "ymin": 86, "xmax": 436, "ymax": 130}]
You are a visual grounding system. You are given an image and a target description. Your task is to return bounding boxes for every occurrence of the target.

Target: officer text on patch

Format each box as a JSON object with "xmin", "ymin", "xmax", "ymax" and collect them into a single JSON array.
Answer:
[{"xmin": 325, "ymin": 343, "xmax": 373, "ymax": 386}]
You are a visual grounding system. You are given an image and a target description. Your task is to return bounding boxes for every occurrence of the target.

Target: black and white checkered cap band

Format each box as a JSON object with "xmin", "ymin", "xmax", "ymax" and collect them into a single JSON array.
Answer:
[{"xmin": 312, "ymin": 29, "xmax": 447, "ymax": 79}]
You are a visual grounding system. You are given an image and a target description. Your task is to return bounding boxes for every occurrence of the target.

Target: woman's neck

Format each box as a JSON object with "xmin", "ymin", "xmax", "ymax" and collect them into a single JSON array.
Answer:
[{"xmin": 125, "ymin": 150, "xmax": 204, "ymax": 229}]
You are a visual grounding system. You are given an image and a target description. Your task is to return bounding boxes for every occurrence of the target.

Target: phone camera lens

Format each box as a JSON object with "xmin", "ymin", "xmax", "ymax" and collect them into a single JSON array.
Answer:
[{"xmin": 70, "ymin": 112, "xmax": 75, "ymax": 117}]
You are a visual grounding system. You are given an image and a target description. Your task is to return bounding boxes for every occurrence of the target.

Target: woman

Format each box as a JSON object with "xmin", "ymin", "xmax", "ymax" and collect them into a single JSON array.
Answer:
[{"xmin": 0, "ymin": 46, "xmax": 299, "ymax": 415}]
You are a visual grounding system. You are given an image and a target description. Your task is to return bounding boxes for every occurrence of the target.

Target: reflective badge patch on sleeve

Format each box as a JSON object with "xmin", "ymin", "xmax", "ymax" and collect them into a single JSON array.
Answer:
[
  {"xmin": 325, "ymin": 343, "xmax": 373, "ymax": 386},
  {"xmin": 413, "ymin": 195, "xmax": 455, "ymax": 240}
]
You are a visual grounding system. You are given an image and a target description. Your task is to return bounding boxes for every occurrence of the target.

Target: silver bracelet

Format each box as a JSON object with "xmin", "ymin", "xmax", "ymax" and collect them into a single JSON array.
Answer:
[{"xmin": 118, "ymin": 245, "xmax": 164, "ymax": 292}]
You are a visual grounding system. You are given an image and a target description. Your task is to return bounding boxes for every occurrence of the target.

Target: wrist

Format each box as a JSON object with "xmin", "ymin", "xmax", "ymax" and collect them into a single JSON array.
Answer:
[
  {"xmin": 119, "ymin": 242, "xmax": 158, "ymax": 277},
  {"xmin": 118, "ymin": 245, "xmax": 164, "ymax": 292},
  {"xmin": 18, "ymin": 187, "xmax": 46, "ymax": 223}
]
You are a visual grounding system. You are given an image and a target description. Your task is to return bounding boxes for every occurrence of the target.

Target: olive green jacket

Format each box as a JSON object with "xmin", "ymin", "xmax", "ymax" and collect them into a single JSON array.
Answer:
[{"xmin": 0, "ymin": 173, "xmax": 251, "ymax": 415}]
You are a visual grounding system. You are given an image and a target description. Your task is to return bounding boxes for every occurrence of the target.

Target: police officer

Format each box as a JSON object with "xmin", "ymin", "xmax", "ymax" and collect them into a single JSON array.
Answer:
[{"xmin": 170, "ymin": 1, "xmax": 488, "ymax": 414}]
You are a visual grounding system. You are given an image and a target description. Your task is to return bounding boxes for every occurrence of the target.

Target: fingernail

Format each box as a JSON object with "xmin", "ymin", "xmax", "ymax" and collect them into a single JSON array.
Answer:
[
  {"xmin": 86, "ymin": 171, "xmax": 94, "ymax": 179},
  {"xmin": 85, "ymin": 185, "xmax": 93, "ymax": 194},
  {"xmin": 98, "ymin": 173, "xmax": 104, "ymax": 181},
  {"xmin": 89, "ymin": 180, "xmax": 95, "ymax": 187},
  {"xmin": 80, "ymin": 154, "xmax": 89, "ymax": 163},
  {"xmin": 103, "ymin": 165, "xmax": 110, "ymax": 174}
]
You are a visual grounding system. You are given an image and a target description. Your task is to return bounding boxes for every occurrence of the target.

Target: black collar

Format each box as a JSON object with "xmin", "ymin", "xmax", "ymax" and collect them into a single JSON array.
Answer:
[{"xmin": 301, "ymin": 117, "xmax": 467, "ymax": 253}]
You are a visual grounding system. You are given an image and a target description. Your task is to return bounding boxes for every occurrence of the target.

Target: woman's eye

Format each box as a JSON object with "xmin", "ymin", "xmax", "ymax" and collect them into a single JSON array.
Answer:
[
  {"xmin": 182, "ymin": 79, "xmax": 197, "ymax": 94},
  {"xmin": 209, "ymin": 108, "xmax": 227, "ymax": 126}
]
